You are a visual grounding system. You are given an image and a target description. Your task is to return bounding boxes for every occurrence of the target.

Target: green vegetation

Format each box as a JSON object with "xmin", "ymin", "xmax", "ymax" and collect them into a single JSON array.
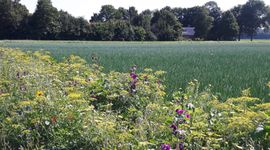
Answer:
[
  {"xmin": 1, "ymin": 48, "xmax": 270, "ymax": 149},
  {"xmin": 0, "ymin": 0, "xmax": 269, "ymax": 41},
  {"xmin": 3, "ymin": 40, "xmax": 270, "ymax": 100}
]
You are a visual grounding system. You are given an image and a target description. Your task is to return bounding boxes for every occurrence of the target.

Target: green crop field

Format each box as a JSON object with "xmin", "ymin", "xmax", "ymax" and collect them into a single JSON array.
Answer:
[{"xmin": 1, "ymin": 40, "xmax": 270, "ymax": 100}]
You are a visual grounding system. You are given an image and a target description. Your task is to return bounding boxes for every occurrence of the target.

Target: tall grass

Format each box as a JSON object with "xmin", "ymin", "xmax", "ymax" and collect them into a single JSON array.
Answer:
[{"xmin": 3, "ymin": 40, "xmax": 270, "ymax": 100}]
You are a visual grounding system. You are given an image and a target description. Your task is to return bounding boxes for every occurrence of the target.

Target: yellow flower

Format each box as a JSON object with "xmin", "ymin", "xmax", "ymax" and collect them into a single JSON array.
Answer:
[
  {"xmin": 68, "ymin": 92, "xmax": 82, "ymax": 99},
  {"xmin": 18, "ymin": 100, "xmax": 33, "ymax": 107},
  {"xmin": 36, "ymin": 91, "xmax": 44, "ymax": 97}
]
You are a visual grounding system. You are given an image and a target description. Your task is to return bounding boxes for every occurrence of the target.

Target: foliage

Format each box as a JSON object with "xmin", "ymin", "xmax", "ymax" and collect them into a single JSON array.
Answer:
[
  {"xmin": 218, "ymin": 11, "xmax": 239, "ymax": 40},
  {"xmin": 4, "ymin": 41, "xmax": 270, "ymax": 101},
  {"xmin": 0, "ymin": 48, "xmax": 167, "ymax": 149},
  {"xmin": 2, "ymin": 0, "xmax": 270, "ymax": 41},
  {"xmin": 231, "ymin": 5, "xmax": 245, "ymax": 41},
  {"xmin": 151, "ymin": 10, "xmax": 182, "ymax": 41},
  {"xmin": 90, "ymin": 5, "xmax": 118, "ymax": 22},
  {"xmin": 29, "ymin": 0, "xmax": 60, "ymax": 40},
  {"xmin": 204, "ymin": 1, "xmax": 222, "ymax": 40},
  {"xmin": 181, "ymin": 6, "xmax": 213, "ymax": 39},
  {"xmin": 0, "ymin": 47, "xmax": 270, "ymax": 149},
  {"xmin": 0, "ymin": 0, "xmax": 29, "ymax": 39},
  {"xmin": 239, "ymin": 0, "xmax": 267, "ymax": 41}
]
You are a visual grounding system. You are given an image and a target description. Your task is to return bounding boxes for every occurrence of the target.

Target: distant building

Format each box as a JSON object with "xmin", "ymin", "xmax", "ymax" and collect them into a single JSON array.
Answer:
[{"xmin": 182, "ymin": 27, "xmax": 195, "ymax": 38}]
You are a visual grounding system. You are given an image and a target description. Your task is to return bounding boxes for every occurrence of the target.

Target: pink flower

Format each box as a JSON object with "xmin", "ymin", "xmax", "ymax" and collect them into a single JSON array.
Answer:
[
  {"xmin": 176, "ymin": 109, "xmax": 185, "ymax": 115},
  {"xmin": 130, "ymin": 72, "xmax": 138, "ymax": 80},
  {"xmin": 161, "ymin": 144, "xmax": 170, "ymax": 150},
  {"xmin": 185, "ymin": 114, "xmax": 190, "ymax": 119}
]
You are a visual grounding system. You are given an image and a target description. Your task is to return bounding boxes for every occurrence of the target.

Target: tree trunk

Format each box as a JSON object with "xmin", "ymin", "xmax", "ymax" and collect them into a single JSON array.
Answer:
[
  {"xmin": 238, "ymin": 27, "xmax": 242, "ymax": 41},
  {"xmin": 250, "ymin": 32, "xmax": 253, "ymax": 41}
]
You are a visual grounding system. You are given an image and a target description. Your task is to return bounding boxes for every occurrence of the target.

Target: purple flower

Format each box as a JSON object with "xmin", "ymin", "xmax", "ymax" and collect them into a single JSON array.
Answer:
[
  {"xmin": 170, "ymin": 124, "xmax": 177, "ymax": 131},
  {"xmin": 185, "ymin": 114, "xmax": 190, "ymax": 119},
  {"xmin": 161, "ymin": 144, "xmax": 170, "ymax": 150},
  {"xmin": 170, "ymin": 124, "xmax": 177, "ymax": 135},
  {"xmin": 130, "ymin": 72, "xmax": 138, "ymax": 80},
  {"xmin": 176, "ymin": 109, "xmax": 185, "ymax": 115},
  {"xmin": 180, "ymin": 143, "xmax": 184, "ymax": 150}
]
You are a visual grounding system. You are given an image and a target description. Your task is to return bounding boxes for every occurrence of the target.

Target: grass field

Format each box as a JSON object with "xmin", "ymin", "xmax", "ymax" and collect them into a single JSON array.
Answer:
[{"xmin": 2, "ymin": 40, "xmax": 270, "ymax": 100}]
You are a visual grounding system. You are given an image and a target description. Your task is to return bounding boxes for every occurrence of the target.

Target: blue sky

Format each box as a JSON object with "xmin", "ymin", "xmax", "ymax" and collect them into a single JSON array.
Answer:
[{"xmin": 20, "ymin": 0, "xmax": 270, "ymax": 20}]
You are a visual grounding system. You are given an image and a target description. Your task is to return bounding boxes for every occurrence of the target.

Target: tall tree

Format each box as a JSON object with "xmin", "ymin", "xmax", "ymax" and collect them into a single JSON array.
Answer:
[
  {"xmin": 204, "ymin": 1, "xmax": 222, "ymax": 21},
  {"xmin": 112, "ymin": 20, "xmax": 134, "ymax": 41},
  {"xmin": 231, "ymin": 5, "xmax": 244, "ymax": 41},
  {"xmin": 133, "ymin": 10, "xmax": 152, "ymax": 30},
  {"xmin": 240, "ymin": 0, "xmax": 266, "ymax": 41},
  {"xmin": 73, "ymin": 17, "xmax": 91, "ymax": 40},
  {"xmin": 114, "ymin": 7, "xmax": 129, "ymax": 20},
  {"xmin": 263, "ymin": 6, "xmax": 270, "ymax": 30},
  {"xmin": 182, "ymin": 6, "xmax": 213, "ymax": 39},
  {"xmin": 90, "ymin": 5, "xmax": 116, "ymax": 22},
  {"xmin": 219, "ymin": 11, "xmax": 239, "ymax": 40},
  {"xmin": 172, "ymin": 8, "xmax": 185, "ymax": 23},
  {"xmin": 89, "ymin": 22, "xmax": 114, "ymax": 40},
  {"xmin": 128, "ymin": 6, "xmax": 138, "ymax": 24},
  {"xmin": 133, "ymin": 10, "xmax": 156, "ymax": 40},
  {"xmin": 30, "ymin": 0, "xmax": 60, "ymax": 39},
  {"xmin": 133, "ymin": 26, "xmax": 146, "ymax": 41},
  {"xmin": 58, "ymin": 10, "xmax": 77, "ymax": 40},
  {"xmin": 204, "ymin": 1, "xmax": 222, "ymax": 40},
  {"xmin": 0, "ymin": 0, "xmax": 29, "ymax": 39},
  {"xmin": 151, "ymin": 10, "xmax": 182, "ymax": 41}
]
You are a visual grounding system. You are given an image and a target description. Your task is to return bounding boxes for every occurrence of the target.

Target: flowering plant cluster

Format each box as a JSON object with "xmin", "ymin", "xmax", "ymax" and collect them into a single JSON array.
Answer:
[
  {"xmin": 0, "ymin": 48, "xmax": 167, "ymax": 149},
  {"xmin": 162, "ymin": 87, "xmax": 195, "ymax": 150},
  {"xmin": 0, "ymin": 48, "xmax": 270, "ymax": 149}
]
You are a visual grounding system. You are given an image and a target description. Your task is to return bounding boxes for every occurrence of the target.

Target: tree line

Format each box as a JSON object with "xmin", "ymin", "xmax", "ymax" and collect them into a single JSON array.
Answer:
[{"xmin": 0, "ymin": 0, "xmax": 270, "ymax": 41}]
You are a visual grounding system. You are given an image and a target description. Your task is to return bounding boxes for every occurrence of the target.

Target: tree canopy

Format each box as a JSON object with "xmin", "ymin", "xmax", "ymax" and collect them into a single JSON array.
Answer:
[
  {"xmin": 219, "ymin": 11, "xmax": 239, "ymax": 40},
  {"xmin": 0, "ymin": 0, "xmax": 29, "ymax": 39},
  {"xmin": 0, "ymin": 0, "xmax": 270, "ymax": 41},
  {"xmin": 30, "ymin": 0, "xmax": 60, "ymax": 39},
  {"xmin": 151, "ymin": 10, "xmax": 182, "ymax": 41},
  {"xmin": 240, "ymin": 0, "xmax": 267, "ymax": 41}
]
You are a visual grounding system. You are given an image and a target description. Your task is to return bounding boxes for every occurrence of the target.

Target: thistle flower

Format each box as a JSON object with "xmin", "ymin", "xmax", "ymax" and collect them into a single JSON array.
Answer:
[
  {"xmin": 170, "ymin": 124, "xmax": 177, "ymax": 130},
  {"xmin": 176, "ymin": 109, "xmax": 185, "ymax": 115},
  {"xmin": 180, "ymin": 143, "xmax": 184, "ymax": 150},
  {"xmin": 171, "ymin": 124, "xmax": 178, "ymax": 135},
  {"xmin": 130, "ymin": 72, "xmax": 138, "ymax": 80},
  {"xmin": 161, "ymin": 144, "xmax": 170, "ymax": 150},
  {"xmin": 185, "ymin": 114, "xmax": 190, "ymax": 119}
]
